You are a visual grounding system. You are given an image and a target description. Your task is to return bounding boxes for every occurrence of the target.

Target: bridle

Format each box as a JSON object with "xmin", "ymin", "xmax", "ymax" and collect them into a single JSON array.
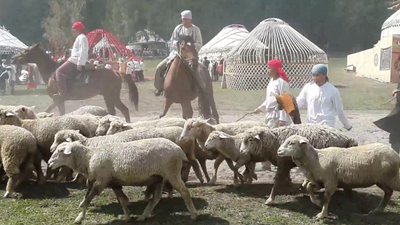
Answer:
[{"xmin": 176, "ymin": 41, "xmax": 198, "ymax": 65}]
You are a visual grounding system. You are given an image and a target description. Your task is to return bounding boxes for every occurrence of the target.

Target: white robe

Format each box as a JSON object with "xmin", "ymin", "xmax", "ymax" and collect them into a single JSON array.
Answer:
[
  {"xmin": 258, "ymin": 77, "xmax": 292, "ymax": 128},
  {"xmin": 296, "ymin": 82, "xmax": 352, "ymax": 129},
  {"xmin": 68, "ymin": 33, "xmax": 89, "ymax": 66}
]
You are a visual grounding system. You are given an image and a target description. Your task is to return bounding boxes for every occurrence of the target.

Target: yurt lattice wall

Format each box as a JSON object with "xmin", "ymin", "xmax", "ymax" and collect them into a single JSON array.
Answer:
[{"xmin": 225, "ymin": 18, "xmax": 328, "ymax": 90}]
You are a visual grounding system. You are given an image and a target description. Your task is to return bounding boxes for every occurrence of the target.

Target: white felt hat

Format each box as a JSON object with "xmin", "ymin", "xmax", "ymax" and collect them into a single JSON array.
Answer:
[{"xmin": 181, "ymin": 10, "xmax": 192, "ymax": 19}]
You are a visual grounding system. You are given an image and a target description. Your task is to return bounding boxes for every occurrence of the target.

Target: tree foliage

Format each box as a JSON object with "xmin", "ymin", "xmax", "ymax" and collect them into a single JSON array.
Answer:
[{"xmin": 0, "ymin": 0, "xmax": 393, "ymax": 53}]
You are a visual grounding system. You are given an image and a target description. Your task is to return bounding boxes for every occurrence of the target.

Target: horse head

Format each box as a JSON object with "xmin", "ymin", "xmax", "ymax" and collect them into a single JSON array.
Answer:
[
  {"xmin": 178, "ymin": 35, "xmax": 198, "ymax": 70},
  {"xmin": 13, "ymin": 43, "xmax": 44, "ymax": 65}
]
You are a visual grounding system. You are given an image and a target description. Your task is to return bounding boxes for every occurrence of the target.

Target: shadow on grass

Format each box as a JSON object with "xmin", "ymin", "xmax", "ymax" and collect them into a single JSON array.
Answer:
[
  {"xmin": 215, "ymin": 183, "xmax": 306, "ymax": 199},
  {"xmin": 0, "ymin": 180, "xmax": 85, "ymax": 199},
  {"xmin": 273, "ymin": 190, "xmax": 400, "ymax": 224},
  {"xmin": 93, "ymin": 197, "xmax": 228, "ymax": 224},
  {"xmin": 98, "ymin": 214, "xmax": 229, "ymax": 225}
]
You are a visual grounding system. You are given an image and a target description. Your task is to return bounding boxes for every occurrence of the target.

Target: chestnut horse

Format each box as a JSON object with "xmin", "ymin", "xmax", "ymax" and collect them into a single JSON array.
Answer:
[
  {"xmin": 160, "ymin": 36, "xmax": 219, "ymax": 123},
  {"xmin": 12, "ymin": 44, "xmax": 138, "ymax": 122}
]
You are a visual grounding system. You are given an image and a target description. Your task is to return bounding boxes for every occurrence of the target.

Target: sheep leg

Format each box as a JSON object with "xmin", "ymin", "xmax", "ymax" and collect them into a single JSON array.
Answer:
[
  {"xmin": 111, "ymin": 186, "xmax": 131, "ymax": 222},
  {"xmin": 197, "ymin": 157, "xmax": 210, "ymax": 183},
  {"xmin": 190, "ymin": 160, "xmax": 204, "ymax": 183},
  {"xmin": 181, "ymin": 162, "xmax": 191, "ymax": 183},
  {"xmin": 138, "ymin": 181, "xmax": 164, "ymax": 221},
  {"xmin": 33, "ymin": 151, "xmax": 45, "ymax": 184},
  {"xmin": 210, "ymin": 154, "xmax": 225, "ymax": 185},
  {"xmin": 306, "ymin": 182, "xmax": 322, "ymax": 207},
  {"xmin": 225, "ymin": 158, "xmax": 245, "ymax": 185},
  {"xmin": 4, "ymin": 175, "xmax": 19, "ymax": 198},
  {"xmin": 314, "ymin": 185, "xmax": 336, "ymax": 220},
  {"xmin": 167, "ymin": 175, "xmax": 197, "ymax": 221},
  {"xmin": 369, "ymin": 184, "xmax": 393, "ymax": 214},
  {"xmin": 75, "ymin": 181, "xmax": 105, "ymax": 224},
  {"xmin": 55, "ymin": 166, "xmax": 72, "ymax": 183}
]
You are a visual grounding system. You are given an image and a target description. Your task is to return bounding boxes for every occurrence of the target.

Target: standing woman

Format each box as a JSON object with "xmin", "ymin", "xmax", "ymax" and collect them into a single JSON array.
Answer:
[{"xmin": 253, "ymin": 59, "xmax": 292, "ymax": 127}]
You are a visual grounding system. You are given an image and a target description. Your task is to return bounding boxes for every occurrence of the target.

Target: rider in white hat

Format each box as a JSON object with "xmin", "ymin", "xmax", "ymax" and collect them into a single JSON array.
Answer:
[{"xmin": 153, "ymin": 10, "xmax": 205, "ymax": 96}]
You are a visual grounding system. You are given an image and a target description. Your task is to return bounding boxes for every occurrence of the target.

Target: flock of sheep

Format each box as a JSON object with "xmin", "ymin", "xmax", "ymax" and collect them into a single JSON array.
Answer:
[{"xmin": 0, "ymin": 104, "xmax": 399, "ymax": 223}]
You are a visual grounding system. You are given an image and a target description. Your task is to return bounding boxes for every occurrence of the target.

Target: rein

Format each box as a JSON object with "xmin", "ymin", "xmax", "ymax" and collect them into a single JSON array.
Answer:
[{"xmin": 176, "ymin": 43, "xmax": 198, "ymax": 64}]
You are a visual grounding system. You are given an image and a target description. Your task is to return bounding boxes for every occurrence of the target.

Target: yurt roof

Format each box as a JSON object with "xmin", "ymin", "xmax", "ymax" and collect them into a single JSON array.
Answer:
[
  {"xmin": 199, "ymin": 24, "xmax": 249, "ymax": 59},
  {"xmin": 132, "ymin": 29, "xmax": 166, "ymax": 44},
  {"xmin": 227, "ymin": 18, "xmax": 327, "ymax": 64},
  {"xmin": 381, "ymin": 10, "xmax": 400, "ymax": 39},
  {"xmin": 0, "ymin": 26, "xmax": 28, "ymax": 55}
]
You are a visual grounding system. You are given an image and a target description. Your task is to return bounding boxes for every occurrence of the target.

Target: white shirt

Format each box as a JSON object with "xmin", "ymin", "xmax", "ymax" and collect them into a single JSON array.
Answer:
[
  {"xmin": 68, "ymin": 33, "xmax": 89, "ymax": 66},
  {"xmin": 168, "ymin": 24, "xmax": 202, "ymax": 58},
  {"xmin": 9, "ymin": 65, "xmax": 16, "ymax": 81},
  {"xmin": 258, "ymin": 77, "xmax": 291, "ymax": 123},
  {"xmin": 296, "ymin": 82, "xmax": 352, "ymax": 129}
]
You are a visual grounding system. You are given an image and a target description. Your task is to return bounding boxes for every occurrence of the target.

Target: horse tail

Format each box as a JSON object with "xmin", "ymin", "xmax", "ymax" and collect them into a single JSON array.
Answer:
[{"xmin": 123, "ymin": 73, "xmax": 139, "ymax": 111}]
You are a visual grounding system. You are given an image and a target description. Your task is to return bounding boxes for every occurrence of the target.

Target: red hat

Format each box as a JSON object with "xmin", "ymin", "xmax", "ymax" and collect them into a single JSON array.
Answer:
[
  {"xmin": 267, "ymin": 59, "xmax": 289, "ymax": 83},
  {"xmin": 72, "ymin": 22, "xmax": 87, "ymax": 35}
]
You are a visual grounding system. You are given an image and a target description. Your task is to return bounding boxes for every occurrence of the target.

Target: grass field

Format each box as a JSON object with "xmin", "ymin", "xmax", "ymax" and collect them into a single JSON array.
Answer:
[{"xmin": 0, "ymin": 58, "xmax": 399, "ymax": 225}]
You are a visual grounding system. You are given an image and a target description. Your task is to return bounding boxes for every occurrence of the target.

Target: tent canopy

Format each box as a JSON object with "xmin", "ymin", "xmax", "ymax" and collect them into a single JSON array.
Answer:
[
  {"xmin": 131, "ymin": 29, "xmax": 166, "ymax": 44},
  {"xmin": 199, "ymin": 24, "xmax": 249, "ymax": 60},
  {"xmin": 87, "ymin": 29, "xmax": 138, "ymax": 61},
  {"xmin": 0, "ymin": 25, "xmax": 28, "ymax": 55}
]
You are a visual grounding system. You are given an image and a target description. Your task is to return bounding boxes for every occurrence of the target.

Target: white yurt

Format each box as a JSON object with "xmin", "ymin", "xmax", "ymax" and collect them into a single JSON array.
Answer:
[
  {"xmin": 199, "ymin": 24, "xmax": 249, "ymax": 60},
  {"xmin": 224, "ymin": 18, "xmax": 328, "ymax": 90},
  {"xmin": 381, "ymin": 9, "xmax": 400, "ymax": 39},
  {"xmin": 0, "ymin": 25, "xmax": 28, "ymax": 56}
]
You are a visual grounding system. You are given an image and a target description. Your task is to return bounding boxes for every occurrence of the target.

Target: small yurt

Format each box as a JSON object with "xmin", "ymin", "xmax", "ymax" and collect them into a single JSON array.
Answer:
[
  {"xmin": 225, "ymin": 18, "xmax": 328, "ymax": 90},
  {"xmin": 199, "ymin": 24, "xmax": 249, "ymax": 60},
  {"xmin": 0, "ymin": 25, "xmax": 28, "ymax": 56},
  {"xmin": 381, "ymin": 9, "xmax": 400, "ymax": 39}
]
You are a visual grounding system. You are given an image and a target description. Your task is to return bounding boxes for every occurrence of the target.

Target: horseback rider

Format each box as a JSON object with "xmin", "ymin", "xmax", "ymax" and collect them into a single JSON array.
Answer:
[
  {"xmin": 154, "ymin": 10, "xmax": 206, "ymax": 96},
  {"xmin": 54, "ymin": 22, "xmax": 89, "ymax": 102}
]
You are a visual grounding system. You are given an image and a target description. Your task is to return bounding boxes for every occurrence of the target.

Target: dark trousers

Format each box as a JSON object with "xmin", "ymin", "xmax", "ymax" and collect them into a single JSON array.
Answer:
[
  {"xmin": 9, "ymin": 80, "xmax": 14, "ymax": 95},
  {"xmin": 55, "ymin": 61, "xmax": 79, "ymax": 96}
]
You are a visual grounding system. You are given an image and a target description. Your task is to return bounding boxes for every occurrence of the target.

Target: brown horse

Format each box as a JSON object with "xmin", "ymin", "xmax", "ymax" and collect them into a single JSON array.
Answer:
[
  {"xmin": 12, "ymin": 44, "xmax": 138, "ymax": 122},
  {"xmin": 160, "ymin": 36, "xmax": 219, "ymax": 123}
]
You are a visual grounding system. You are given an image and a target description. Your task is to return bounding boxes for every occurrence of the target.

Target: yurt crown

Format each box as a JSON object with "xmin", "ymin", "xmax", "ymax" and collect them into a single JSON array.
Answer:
[{"xmin": 261, "ymin": 18, "xmax": 287, "ymax": 25}]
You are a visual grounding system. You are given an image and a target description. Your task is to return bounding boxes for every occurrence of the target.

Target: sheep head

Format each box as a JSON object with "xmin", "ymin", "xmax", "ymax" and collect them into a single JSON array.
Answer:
[
  {"xmin": 240, "ymin": 132, "xmax": 261, "ymax": 155},
  {"xmin": 180, "ymin": 118, "xmax": 210, "ymax": 141},
  {"xmin": 13, "ymin": 105, "xmax": 37, "ymax": 119},
  {"xmin": 50, "ymin": 129, "xmax": 85, "ymax": 153},
  {"xmin": 204, "ymin": 131, "xmax": 230, "ymax": 149},
  {"xmin": 106, "ymin": 120, "xmax": 130, "ymax": 135},
  {"xmin": 95, "ymin": 115, "xmax": 122, "ymax": 136},
  {"xmin": 0, "ymin": 111, "xmax": 22, "ymax": 126},
  {"xmin": 277, "ymin": 135, "xmax": 309, "ymax": 158},
  {"xmin": 48, "ymin": 141, "xmax": 81, "ymax": 170}
]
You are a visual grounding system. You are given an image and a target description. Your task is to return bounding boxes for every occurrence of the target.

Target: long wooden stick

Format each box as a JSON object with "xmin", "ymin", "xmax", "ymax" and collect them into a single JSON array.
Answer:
[
  {"xmin": 382, "ymin": 96, "xmax": 396, "ymax": 105},
  {"xmin": 236, "ymin": 112, "xmax": 254, "ymax": 122}
]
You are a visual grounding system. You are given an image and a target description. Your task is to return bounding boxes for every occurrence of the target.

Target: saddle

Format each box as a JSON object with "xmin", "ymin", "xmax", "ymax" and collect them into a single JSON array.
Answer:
[
  {"xmin": 161, "ymin": 57, "xmax": 199, "ymax": 92},
  {"xmin": 71, "ymin": 64, "xmax": 96, "ymax": 86}
]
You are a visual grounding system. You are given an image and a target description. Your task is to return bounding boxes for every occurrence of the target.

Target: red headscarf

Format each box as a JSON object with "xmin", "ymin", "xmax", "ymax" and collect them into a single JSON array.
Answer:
[
  {"xmin": 267, "ymin": 59, "xmax": 289, "ymax": 83},
  {"xmin": 72, "ymin": 22, "xmax": 87, "ymax": 35}
]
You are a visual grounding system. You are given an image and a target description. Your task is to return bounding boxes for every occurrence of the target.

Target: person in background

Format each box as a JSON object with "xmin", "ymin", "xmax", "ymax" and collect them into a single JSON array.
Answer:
[
  {"xmin": 54, "ymin": 22, "xmax": 89, "ymax": 103},
  {"xmin": 203, "ymin": 56, "xmax": 210, "ymax": 68},
  {"xmin": 218, "ymin": 59, "xmax": 224, "ymax": 76},
  {"xmin": 253, "ymin": 59, "xmax": 292, "ymax": 171},
  {"xmin": 0, "ymin": 62, "xmax": 10, "ymax": 95},
  {"xmin": 296, "ymin": 64, "xmax": 352, "ymax": 130},
  {"xmin": 153, "ymin": 10, "xmax": 204, "ymax": 96},
  {"xmin": 7, "ymin": 60, "xmax": 16, "ymax": 95}
]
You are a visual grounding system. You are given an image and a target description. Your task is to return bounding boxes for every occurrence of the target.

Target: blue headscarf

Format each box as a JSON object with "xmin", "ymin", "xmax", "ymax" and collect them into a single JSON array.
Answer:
[{"xmin": 311, "ymin": 64, "xmax": 328, "ymax": 75}]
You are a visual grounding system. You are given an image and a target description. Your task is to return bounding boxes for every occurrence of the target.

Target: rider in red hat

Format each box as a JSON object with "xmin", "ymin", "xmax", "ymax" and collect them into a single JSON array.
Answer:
[{"xmin": 54, "ymin": 22, "xmax": 89, "ymax": 102}]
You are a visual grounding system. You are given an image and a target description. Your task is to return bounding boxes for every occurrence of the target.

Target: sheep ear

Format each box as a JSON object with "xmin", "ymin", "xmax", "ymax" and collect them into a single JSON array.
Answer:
[
  {"xmin": 299, "ymin": 138, "xmax": 308, "ymax": 145},
  {"xmin": 254, "ymin": 134, "xmax": 260, "ymax": 140},
  {"xmin": 219, "ymin": 133, "xmax": 229, "ymax": 139},
  {"xmin": 122, "ymin": 123, "xmax": 129, "ymax": 127},
  {"xmin": 63, "ymin": 146, "xmax": 72, "ymax": 155},
  {"xmin": 49, "ymin": 113, "xmax": 54, "ymax": 117},
  {"xmin": 6, "ymin": 112, "xmax": 15, "ymax": 117},
  {"xmin": 31, "ymin": 105, "xmax": 35, "ymax": 110},
  {"xmin": 66, "ymin": 137, "xmax": 72, "ymax": 142}
]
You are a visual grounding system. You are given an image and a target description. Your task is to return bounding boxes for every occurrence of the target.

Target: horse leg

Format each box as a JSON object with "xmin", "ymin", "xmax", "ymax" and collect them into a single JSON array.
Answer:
[
  {"xmin": 45, "ymin": 102, "xmax": 57, "ymax": 113},
  {"xmin": 103, "ymin": 94, "xmax": 116, "ymax": 115},
  {"xmin": 181, "ymin": 101, "xmax": 193, "ymax": 120},
  {"xmin": 159, "ymin": 98, "xmax": 173, "ymax": 119},
  {"xmin": 208, "ymin": 93, "xmax": 219, "ymax": 124},
  {"xmin": 114, "ymin": 98, "xmax": 130, "ymax": 123},
  {"xmin": 58, "ymin": 100, "xmax": 66, "ymax": 115}
]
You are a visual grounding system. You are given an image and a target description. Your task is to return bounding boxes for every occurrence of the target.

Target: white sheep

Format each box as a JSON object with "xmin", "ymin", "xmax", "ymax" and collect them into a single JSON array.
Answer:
[
  {"xmin": 105, "ymin": 117, "xmax": 187, "ymax": 135},
  {"xmin": 239, "ymin": 124, "xmax": 358, "ymax": 205},
  {"xmin": 204, "ymin": 131, "xmax": 256, "ymax": 185},
  {"xmin": 0, "ymin": 111, "xmax": 91, "ymax": 181},
  {"xmin": 65, "ymin": 105, "xmax": 109, "ymax": 117},
  {"xmin": 66, "ymin": 114, "xmax": 100, "ymax": 137},
  {"xmin": 13, "ymin": 105, "xmax": 38, "ymax": 119},
  {"xmin": 179, "ymin": 118, "xmax": 266, "ymax": 184},
  {"xmin": 50, "ymin": 127, "xmax": 204, "ymax": 184},
  {"xmin": 36, "ymin": 112, "xmax": 54, "ymax": 118},
  {"xmin": 0, "ymin": 125, "xmax": 45, "ymax": 197},
  {"xmin": 277, "ymin": 135, "xmax": 400, "ymax": 220},
  {"xmin": 48, "ymin": 139, "xmax": 197, "ymax": 223}
]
